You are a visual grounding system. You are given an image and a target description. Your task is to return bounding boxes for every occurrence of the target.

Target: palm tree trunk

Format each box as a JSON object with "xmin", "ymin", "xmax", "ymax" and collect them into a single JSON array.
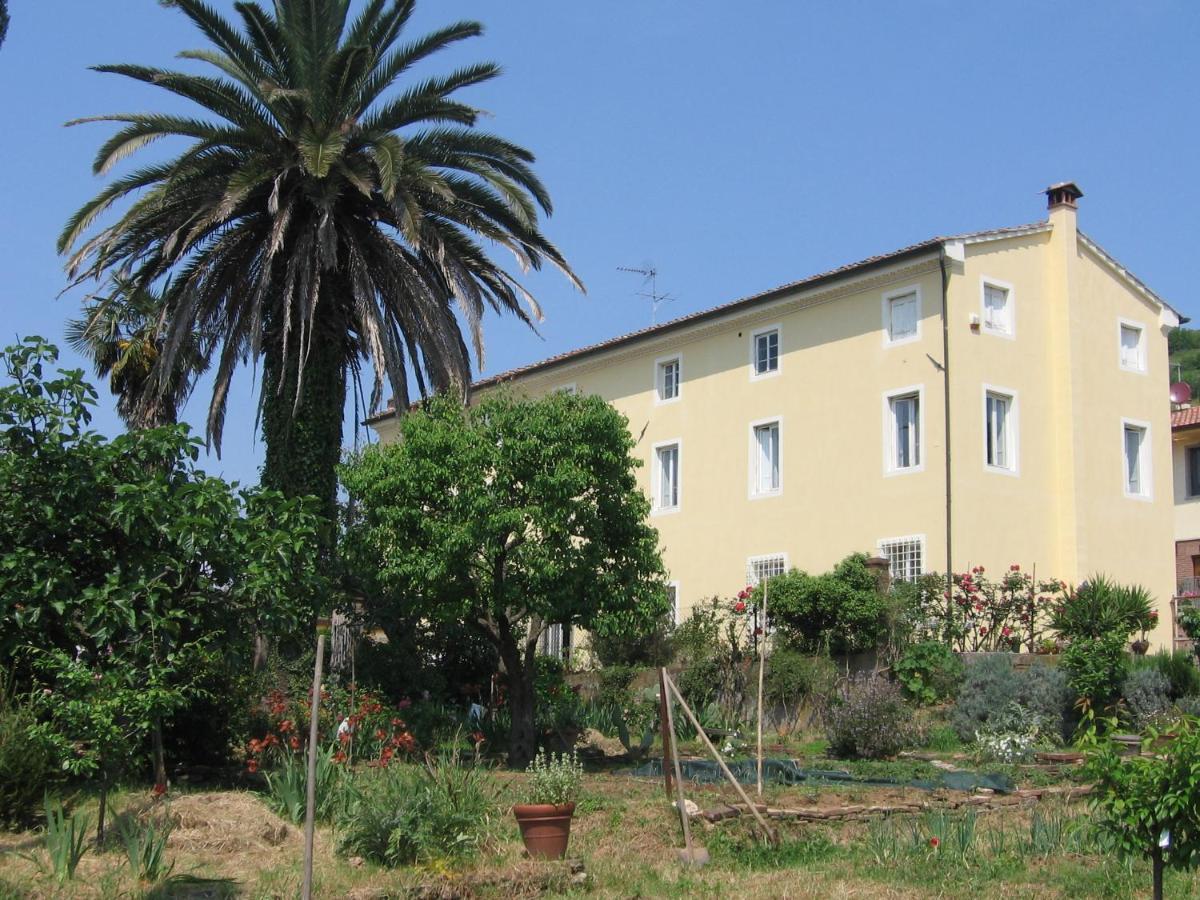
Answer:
[{"xmin": 261, "ymin": 316, "xmax": 346, "ymax": 538}]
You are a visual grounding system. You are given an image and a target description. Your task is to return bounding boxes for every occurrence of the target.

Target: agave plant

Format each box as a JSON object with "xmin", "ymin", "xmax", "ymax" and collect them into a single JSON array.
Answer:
[
  {"xmin": 1050, "ymin": 575, "xmax": 1156, "ymax": 640},
  {"xmin": 60, "ymin": 0, "xmax": 580, "ymax": 518}
]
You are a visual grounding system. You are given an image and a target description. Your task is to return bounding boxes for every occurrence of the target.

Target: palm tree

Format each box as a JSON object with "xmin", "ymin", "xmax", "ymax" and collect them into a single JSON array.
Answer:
[
  {"xmin": 66, "ymin": 277, "xmax": 207, "ymax": 430},
  {"xmin": 60, "ymin": 0, "xmax": 580, "ymax": 523}
]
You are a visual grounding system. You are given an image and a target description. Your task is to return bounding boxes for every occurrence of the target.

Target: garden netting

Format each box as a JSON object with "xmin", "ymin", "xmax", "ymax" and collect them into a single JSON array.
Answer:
[{"xmin": 628, "ymin": 758, "xmax": 1015, "ymax": 794}]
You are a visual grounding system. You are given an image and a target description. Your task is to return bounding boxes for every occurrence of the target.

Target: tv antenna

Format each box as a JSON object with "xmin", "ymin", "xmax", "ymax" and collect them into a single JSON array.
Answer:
[{"xmin": 618, "ymin": 264, "xmax": 676, "ymax": 325}]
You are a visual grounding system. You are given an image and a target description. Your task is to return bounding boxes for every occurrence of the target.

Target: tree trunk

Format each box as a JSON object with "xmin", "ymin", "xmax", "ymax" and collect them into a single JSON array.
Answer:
[
  {"xmin": 96, "ymin": 763, "xmax": 109, "ymax": 844},
  {"xmin": 506, "ymin": 663, "xmax": 538, "ymax": 770},
  {"xmin": 1152, "ymin": 845, "xmax": 1164, "ymax": 900},
  {"xmin": 151, "ymin": 719, "xmax": 167, "ymax": 794},
  {"xmin": 261, "ymin": 311, "xmax": 347, "ymax": 536}
]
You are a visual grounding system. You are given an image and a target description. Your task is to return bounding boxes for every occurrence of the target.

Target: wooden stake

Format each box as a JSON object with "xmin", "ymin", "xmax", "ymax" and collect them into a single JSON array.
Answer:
[
  {"xmin": 658, "ymin": 667, "xmax": 675, "ymax": 800},
  {"xmin": 663, "ymin": 670, "xmax": 777, "ymax": 842},
  {"xmin": 756, "ymin": 579, "xmax": 768, "ymax": 797},
  {"xmin": 302, "ymin": 617, "xmax": 330, "ymax": 900},
  {"xmin": 660, "ymin": 668, "xmax": 695, "ymax": 861}
]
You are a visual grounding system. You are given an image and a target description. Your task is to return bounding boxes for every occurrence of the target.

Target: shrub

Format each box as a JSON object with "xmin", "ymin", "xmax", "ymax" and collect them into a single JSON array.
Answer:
[
  {"xmin": 1050, "ymin": 575, "xmax": 1155, "ymax": 640},
  {"xmin": 1062, "ymin": 631, "xmax": 1129, "ymax": 713},
  {"xmin": 1121, "ymin": 668, "xmax": 1172, "ymax": 730},
  {"xmin": 524, "ymin": 749, "xmax": 583, "ymax": 805},
  {"xmin": 973, "ymin": 700, "xmax": 1052, "ymax": 763},
  {"xmin": 673, "ymin": 596, "xmax": 751, "ymax": 716},
  {"xmin": 1015, "ymin": 665, "xmax": 1073, "ymax": 743},
  {"xmin": 337, "ymin": 754, "xmax": 499, "ymax": 867},
  {"xmin": 763, "ymin": 649, "xmax": 837, "ymax": 730},
  {"xmin": 894, "ymin": 642, "xmax": 964, "ymax": 706},
  {"xmin": 823, "ymin": 674, "xmax": 915, "ymax": 759},
  {"xmin": 263, "ymin": 744, "xmax": 349, "ymax": 825},
  {"xmin": 1132, "ymin": 650, "xmax": 1200, "ymax": 700},
  {"xmin": 587, "ymin": 608, "xmax": 674, "ymax": 668},
  {"xmin": 595, "ymin": 665, "xmax": 657, "ymax": 755},
  {"xmin": 533, "ymin": 656, "xmax": 584, "ymax": 749},
  {"xmin": 950, "ymin": 655, "xmax": 1020, "ymax": 741},
  {"xmin": 766, "ymin": 555, "xmax": 887, "ymax": 655},
  {"xmin": 0, "ymin": 697, "xmax": 59, "ymax": 828}
]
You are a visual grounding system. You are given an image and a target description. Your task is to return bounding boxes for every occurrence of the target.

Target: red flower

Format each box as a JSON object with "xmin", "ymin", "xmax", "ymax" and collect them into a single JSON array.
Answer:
[
  {"xmin": 375, "ymin": 729, "xmax": 386, "ymax": 740},
  {"xmin": 333, "ymin": 750, "xmax": 347, "ymax": 763},
  {"xmin": 929, "ymin": 836, "xmax": 939, "ymax": 848},
  {"xmin": 754, "ymin": 627, "xmax": 763, "ymax": 636},
  {"xmin": 398, "ymin": 699, "xmax": 412, "ymax": 710},
  {"xmin": 391, "ymin": 717, "xmax": 402, "ymax": 726},
  {"xmin": 152, "ymin": 782, "xmax": 167, "ymax": 798},
  {"xmin": 247, "ymin": 759, "xmax": 259, "ymax": 774},
  {"xmin": 278, "ymin": 719, "xmax": 294, "ymax": 733},
  {"xmin": 1010, "ymin": 564, "xmax": 1020, "ymax": 572},
  {"xmin": 733, "ymin": 601, "xmax": 747, "ymax": 614},
  {"xmin": 289, "ymin": 736, "xmax": 301, "ymax": 751}
]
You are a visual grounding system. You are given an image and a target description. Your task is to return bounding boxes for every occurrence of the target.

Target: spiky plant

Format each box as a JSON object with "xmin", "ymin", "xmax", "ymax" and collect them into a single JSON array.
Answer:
[{"xmin": 60, "ymin": 0, "xmax": 580, "ymax": 521}]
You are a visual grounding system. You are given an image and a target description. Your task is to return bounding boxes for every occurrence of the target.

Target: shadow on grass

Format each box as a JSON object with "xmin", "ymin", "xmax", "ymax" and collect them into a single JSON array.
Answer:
[{"xmin": 143, "ymin": 874, "xmax": 240, "ymax": 899}]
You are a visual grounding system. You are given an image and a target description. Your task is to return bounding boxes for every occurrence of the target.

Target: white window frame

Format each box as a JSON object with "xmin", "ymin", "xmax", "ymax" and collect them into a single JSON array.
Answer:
[
  {"xmin": 980, "ymin": 277, "xmax": 1015, "ymax": 339},
  {"xmin": 651, "ymin": 439, "xmax": 682, "ymax": 515},
  {"xmin": 746, "ymin": 553, "xmax": 788, "ymax": 587},
  {"xmin": 881, "ymin": 284, "xmax": 922, "ymax": 347},
  {"xmin": 654, "ymin": 354, "xmax": 682, "ymax": 404},
  {"xmin": 539, "ymin": 623, "xmax": 571, "ymax": 660},
  {"xmin": 1117, "ymin": 318, "xmax": 1147, "ymax": 373},
  {"xmin": 555, "ymin": 383, "xmax": 578, "ymax": 395},
  {"xmin": 749, "ymin": 323, "xmax": 782, "ymax": 380},
  {"xmin": 667, "ymin": 581, "xmax": 680, "ymax": 626},
  {"xmin": 748, "ymin": 416, "xmax": 783, "ymax": 499},
  {"xmin": 982, "ymin": 384, "xmax": 1019, "ymax": 476},
  {"xmin": 877, "ymin": 535, "xmax": 926, "ymax": 583},
  {"xmin": 1121, "ymin": 418, "xmax": 1152, "ymax": 501},
  {"xmin": 882, "ymin": 385, "xmax": 925, "ymax": 475}
]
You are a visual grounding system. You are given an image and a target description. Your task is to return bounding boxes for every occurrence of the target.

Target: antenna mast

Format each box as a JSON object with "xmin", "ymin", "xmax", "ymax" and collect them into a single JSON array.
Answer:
[{"xmin": 618, "ymin": 264, "xmax": 676, "ymax": 325}]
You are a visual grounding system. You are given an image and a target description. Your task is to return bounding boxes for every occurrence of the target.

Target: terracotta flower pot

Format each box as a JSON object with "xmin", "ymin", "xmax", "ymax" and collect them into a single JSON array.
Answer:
[
  {"xmin": 1131, "ymin": 638, "xmax": 1150, "ymax": 655},
  {"xmin": 513, "ymin": 802, "xmax": 575, "ymax": 859}
]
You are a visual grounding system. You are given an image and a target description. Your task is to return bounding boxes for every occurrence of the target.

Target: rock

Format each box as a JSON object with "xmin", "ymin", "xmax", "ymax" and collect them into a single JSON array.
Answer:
[
  {"xmin": 348, "ymin": 856, "xmax": 365, "ymax": 868},
  {"xmin": 674, "ymin": 798, "xmax": 700, "ymax": 817}
]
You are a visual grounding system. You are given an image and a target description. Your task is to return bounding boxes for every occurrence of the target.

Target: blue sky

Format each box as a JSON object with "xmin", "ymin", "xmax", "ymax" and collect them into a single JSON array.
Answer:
[{"xmin": 2, "ymin": 1, "xmax": 1199, "ymax": 487}]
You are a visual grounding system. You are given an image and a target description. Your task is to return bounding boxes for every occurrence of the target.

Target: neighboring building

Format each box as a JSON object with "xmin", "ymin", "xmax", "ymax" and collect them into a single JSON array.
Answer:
[
  {"xmin": 370, "ymin": 184, "xmax": 1182, "ymax": 650},
  {"xmin": 1170, "ymin": 406, "xmax": 1200, "ymax": 652}
]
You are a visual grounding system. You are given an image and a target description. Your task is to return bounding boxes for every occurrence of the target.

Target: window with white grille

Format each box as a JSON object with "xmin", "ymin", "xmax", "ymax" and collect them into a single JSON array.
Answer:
[
  {"xmin": 878, "ymin": 536, "xmax": 924, "ymax": 582},
  {"xmin": 747, "ymin": 554, "xmax": 787, "ymax": 586},
  {"xmin": 657, "ymin": 356, "xmax": 681, "ymax": 402},
  {"xmin": 667, "ymin": 582, "xmax": 679, "ymax": 626}
]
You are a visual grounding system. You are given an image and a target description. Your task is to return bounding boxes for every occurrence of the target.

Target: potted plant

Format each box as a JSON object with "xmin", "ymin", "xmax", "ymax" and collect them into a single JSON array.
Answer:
[{"xmin": 513, "ymin": 749, "xmax": 583, "ymax": 860}]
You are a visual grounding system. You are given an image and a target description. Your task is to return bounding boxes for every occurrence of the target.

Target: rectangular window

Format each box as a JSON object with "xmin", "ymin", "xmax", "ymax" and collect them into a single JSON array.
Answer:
[
  {"xmin": 1188, "ymin": 446, "xmax": 1200, "ymax": 498},
  {"xmin": 1123, "ymin": 422, "xmax": 1149, "ymax": 497},
  {"xmin": 539, "ymin": 623, "xmax": 571, "ymax": 660},
  {"xmin": 667, "ymin": 582, "xmax": 679, "ymax": 626},
  {"xmin": 985, "ymin": 390, "xmax": 1015, "ymax": 470},
  {"xmin": 655, "ymin": 442, "xmax": 680, "ymax": 511},
  {"xmin": 752, "ymin": 327, "xmax": 779, "ymax": 376},
  {"xmin": 983, "ymin": 283, "xmax": 1012, "ymax": 335},
  {"xmin": 752, "ymin": 420, "xmax": 781, "ymax": 496},
  {"xmin": 657, "ymin": 357, "xmax": 681, "ymax": 402},
  {"xmin": 878, "ymin": 536, "xmax": 924, "ymax": 583},
  {"xmin": 888, "ymin": 391, "xmax": 921, "ymax": 471},
  {"xmin": 747, "ymin": 554, "xmax": 786, "ymax": 586},
  {"xmin": 886, "ymin": 291, "xmax": 919, "ymax": 343},
  {"xmin": 1119, "ymin": 322, "xmax": 1145, "ymax": 372}
]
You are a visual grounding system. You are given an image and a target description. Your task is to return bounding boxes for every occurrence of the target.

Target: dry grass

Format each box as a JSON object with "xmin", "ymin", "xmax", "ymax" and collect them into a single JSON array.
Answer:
[{"xmin": 1, "ymin": 770, "xmax": 1198, "ymax": 899}]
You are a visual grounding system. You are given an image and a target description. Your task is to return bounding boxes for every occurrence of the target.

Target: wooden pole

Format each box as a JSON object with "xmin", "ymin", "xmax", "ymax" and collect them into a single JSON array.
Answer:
[
  {"xmin": 658, "ymin": 667, "xmax": 675, "ymax": 800},
  {"xmin": 302, "ymin": 617, "xmax": 330, "ymax": 900},
  {"xmin": 661, "ymin": 668, "xmax": 695, "ymax": 861},
  {"xmin": 756, "ymin": 579, "xmax": 768, "ymax": 797},
  {"xmin": 663, "ymin": 671, "xmax": 776, "ymax": 842}
]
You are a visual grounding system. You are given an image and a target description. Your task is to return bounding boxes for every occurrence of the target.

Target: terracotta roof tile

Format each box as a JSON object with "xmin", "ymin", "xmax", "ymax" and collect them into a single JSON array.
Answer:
[{"xmin": 1172, "ymin": 407, "xmax": 1200, "ymax": 430}]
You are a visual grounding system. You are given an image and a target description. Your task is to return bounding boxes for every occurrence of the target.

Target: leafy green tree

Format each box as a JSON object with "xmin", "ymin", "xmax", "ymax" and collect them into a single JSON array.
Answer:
[
  {"xmin": 341, "ymin": 392, "xmax": 667, "ymax": 768},
  {"xmin": 0, "ymin": 1, "xmax": 9, "ymax": 51},
  {"xmin": 1082, "ymin": 715, "xmax": 1200, "ymax": 900},
  {"xmin": 59, "ymin": 0, "xmax": 580, "ymax": 525},
  {"xmin": 762, "ymin": 553, "xmax": 887, "ymax": 655},
  {"xmin": 0, "ymin": 338, "xmax": 325, "ymax": 821},
  {"xmin": 1169, "ymin": 326, "xmax": 1200, "ymax": 397}
]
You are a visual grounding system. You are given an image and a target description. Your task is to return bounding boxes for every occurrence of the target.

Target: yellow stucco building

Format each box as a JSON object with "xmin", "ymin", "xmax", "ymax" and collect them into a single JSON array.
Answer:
[{"xmin": 371, "ymin": 183, "xmax": 1182, "ymax": 650}]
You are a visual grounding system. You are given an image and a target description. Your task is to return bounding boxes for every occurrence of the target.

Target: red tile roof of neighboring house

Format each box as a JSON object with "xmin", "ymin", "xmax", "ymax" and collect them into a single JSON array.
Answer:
[{"xmin": 1172, "ymin": 407, "xmax": 1200, "ymax": 430}]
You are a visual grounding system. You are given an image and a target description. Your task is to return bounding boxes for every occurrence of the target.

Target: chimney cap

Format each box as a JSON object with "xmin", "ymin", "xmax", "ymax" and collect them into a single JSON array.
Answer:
[{"xmin": 1045, "ymin": 181, "xmax": 1083, "ymax": 209}]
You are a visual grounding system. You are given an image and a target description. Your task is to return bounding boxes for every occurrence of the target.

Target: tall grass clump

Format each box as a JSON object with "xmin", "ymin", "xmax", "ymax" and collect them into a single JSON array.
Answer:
[
  {"xmin": 337, "ymin": 751, "xmax": 499, "ymax": 867},
  {"xmin": 41, "ymin": 797, "xmax": 89, "ymax": 884}
]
